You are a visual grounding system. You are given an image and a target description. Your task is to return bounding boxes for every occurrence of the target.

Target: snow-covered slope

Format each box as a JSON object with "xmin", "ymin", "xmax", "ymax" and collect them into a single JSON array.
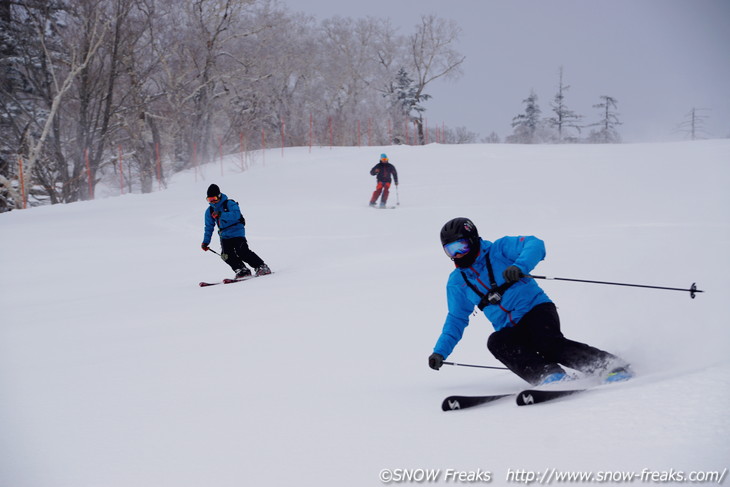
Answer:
[{"xmin": 2, "ymin": 141, "xmax": 729, "ymax": 486}]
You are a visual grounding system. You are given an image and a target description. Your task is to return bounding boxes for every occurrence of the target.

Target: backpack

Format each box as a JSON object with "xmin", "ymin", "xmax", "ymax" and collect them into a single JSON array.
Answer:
[{"xmin": 210, "ymin": 199, "xmax": 246, "ymax": 228}]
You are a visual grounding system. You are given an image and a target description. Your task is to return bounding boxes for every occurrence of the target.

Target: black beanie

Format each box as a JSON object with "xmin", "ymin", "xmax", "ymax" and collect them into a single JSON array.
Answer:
[{"xmin": 207, "ymin": 184, "xmax": 220, "ymax": 197}]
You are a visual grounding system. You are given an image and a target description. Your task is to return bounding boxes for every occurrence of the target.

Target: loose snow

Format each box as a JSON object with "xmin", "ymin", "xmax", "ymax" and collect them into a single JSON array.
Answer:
[{"xmin": 1, "ymin": 141, "xmax": 728, "ymax": 486}]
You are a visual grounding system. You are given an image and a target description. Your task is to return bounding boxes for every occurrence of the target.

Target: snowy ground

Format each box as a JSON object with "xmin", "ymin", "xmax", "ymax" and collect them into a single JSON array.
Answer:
[{"xmin": 1, "ymin": 140, "xmax": 729, "ymax": 486}]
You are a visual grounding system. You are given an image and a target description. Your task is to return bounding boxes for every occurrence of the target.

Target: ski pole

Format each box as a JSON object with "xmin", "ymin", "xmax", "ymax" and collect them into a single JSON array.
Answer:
[
  {"xmin": 395, "ymin": 184, "xmax": 400, "ymax": 206},
  {"xmin": 526, "ymin": 275, "xmax": 704, "ymax": 299},
  {"xmin": 443, "ymin": 361, "xmax": 509, "ymax": 371},
  {"xmin": 206, "ymin": 248, "xmax": 227, "ymax": 262}
]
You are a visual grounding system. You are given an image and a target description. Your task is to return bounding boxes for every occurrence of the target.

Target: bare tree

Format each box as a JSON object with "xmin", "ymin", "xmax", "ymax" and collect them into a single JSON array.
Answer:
[
  {"xmin": 2, "ymin": 2, "xmax": 477, "ymax": 210},
  {"xmin": 0, "ymin": 2, "xmax": 107, "ymax": 208},
  {"xmin": 676, "ymin": 107, "xmax": 710, "ymax": 140},
  {"xmin": 406, "ymin": 15, "xmax": 464, "ymax": 144}
]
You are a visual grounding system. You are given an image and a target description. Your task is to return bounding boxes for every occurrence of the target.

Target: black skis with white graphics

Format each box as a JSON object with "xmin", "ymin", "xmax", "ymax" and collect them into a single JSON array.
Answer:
[
  {"xmin": 441, "ymin": 386, "xmax": 589, "ymax": 411},
  {"xmin": 441, "ymin": 374, "xmax": 633, "ymax": 411},
  {"xmin": 441, "ymin": 393, "xmax": 514, "ymax": 411},
  {"xmin": 515, "ymin": 388, "xmax": 586, "ymax": 406}
]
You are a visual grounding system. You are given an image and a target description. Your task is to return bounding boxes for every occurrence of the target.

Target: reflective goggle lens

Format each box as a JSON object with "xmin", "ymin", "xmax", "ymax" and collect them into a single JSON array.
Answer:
[
  {"xmin": 443, "ymin": 238, "xmax": 471, "ymax": 258},
  {"xmin": 207, "ymin": 195, "xmax": 220, "ymax": 203}
]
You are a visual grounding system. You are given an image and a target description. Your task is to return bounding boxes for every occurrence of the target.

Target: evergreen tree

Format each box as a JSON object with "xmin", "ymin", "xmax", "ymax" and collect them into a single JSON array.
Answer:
[
  {"xmin": 508, "ymin": 90, "xmax": 542, "ymax": 144},
  {"xmin": 588, "ymin": 95, "xmax": 621, "ymax": 143},
  {"xmin": 392, "ymin": 67, "xmax": 430, "ymax": 117},
  {"xmin": 387, "ymin": 67, "xmax": 430, "ymax": 143},
  {"xmin": 547, "ymin": 67, "xmax": 582, "ymax": 143}
]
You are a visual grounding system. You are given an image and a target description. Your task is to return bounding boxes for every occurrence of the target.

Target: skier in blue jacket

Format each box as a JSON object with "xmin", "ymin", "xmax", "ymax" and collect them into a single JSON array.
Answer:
[
  {"xmin": 429, "ymin": 217, "xmax": 632, "ymax": 385},
  {"xmin": 201, "ymin": 184, "xmax": 271, "ymax": 278}
]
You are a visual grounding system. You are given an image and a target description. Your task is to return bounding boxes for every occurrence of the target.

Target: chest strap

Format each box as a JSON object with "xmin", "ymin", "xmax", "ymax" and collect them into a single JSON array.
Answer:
[{"xmin": 460, "ymin": 251, "xmax": 517, "ymax": 310}]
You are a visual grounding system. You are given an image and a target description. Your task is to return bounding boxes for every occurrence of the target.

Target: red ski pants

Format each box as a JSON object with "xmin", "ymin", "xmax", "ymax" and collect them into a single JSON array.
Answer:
[{"xmin": 370, "ymin": 182, "xmax": 391, "ymax": 204}]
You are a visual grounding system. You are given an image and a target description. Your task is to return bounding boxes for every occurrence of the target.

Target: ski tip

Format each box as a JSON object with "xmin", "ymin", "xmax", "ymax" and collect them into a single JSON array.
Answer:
[
  {"xmin": 515, "ymin": 388, "xmax": 583, "ymax": 406},
  {"xmin": 441, "ymin": 398, "xmax": 462, "ymax": 411}
]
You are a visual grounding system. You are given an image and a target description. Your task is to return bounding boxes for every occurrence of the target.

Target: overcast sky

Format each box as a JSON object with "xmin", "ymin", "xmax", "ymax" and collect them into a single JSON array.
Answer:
[{"xmin": 282, "ymin": 0, "xmax": 730, "ymax": 142}]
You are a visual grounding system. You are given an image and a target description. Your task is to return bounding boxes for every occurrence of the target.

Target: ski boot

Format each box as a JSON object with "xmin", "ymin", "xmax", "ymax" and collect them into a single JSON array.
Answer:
[
  {"xmin": 255, "ymin": 264, "xmax": 272, "ymax": 276},
  {"xmin": 235, "ymin": 267, "xmax": 252, "ymax": 279},
  {"xmin": 604, "ymin": 366, "xmax": 634, "ymax": 383},
  {"xmin": 539, "ymin": 371, "xmax": 568, "ymax": 386}
]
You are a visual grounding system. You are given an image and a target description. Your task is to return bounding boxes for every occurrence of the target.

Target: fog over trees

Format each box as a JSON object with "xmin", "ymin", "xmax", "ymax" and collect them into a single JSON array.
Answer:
[
  {"xmin": 2, "ymin": 1, "xmax": 716, "ymax": 211},
  {"xmin": 0, "ymin": 0, "xmax": 464, "ymax": 209}
]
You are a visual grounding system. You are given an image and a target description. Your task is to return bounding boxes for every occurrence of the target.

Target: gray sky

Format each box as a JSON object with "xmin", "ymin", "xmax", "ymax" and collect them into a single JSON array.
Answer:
[{"xmin": 282, "ymin": 0, "xmax": 730, "ymax": 142}]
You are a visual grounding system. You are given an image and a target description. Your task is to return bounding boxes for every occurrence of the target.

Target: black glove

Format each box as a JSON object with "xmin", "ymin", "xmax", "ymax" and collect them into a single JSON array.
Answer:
[
  {"xmin": 428, "ymin": 353, "xmax": 444, "ymax": 370},
  {"xmin": 201, "ymin": 243, "xmax": 209, "ymax": 251},
  {"xmin": 503, "ymin": 265, "xmax": 524, "ymax": 283}
]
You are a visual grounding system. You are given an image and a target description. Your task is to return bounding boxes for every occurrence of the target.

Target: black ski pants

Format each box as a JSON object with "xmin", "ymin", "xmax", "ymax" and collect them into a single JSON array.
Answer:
[
  {"xmin": 221, "ymin": 237, "xmax": 265, "ymax": 272},
  {"xmin": 487, "ymin": 302, "xmax": 621, "ymax": 385}
]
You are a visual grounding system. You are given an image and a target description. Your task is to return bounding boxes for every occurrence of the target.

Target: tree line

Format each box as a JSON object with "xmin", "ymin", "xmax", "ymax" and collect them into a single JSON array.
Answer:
[
  {"xmin": 0, "ymin": 0, "xmax": 465, "ymax": 210},
  {"xmin": 502, "ymin": 67, "xmax": 622, "ymax": 144}
]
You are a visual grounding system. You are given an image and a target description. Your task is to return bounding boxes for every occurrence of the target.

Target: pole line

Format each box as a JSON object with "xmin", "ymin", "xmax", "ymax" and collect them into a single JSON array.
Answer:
[
  {"xmin": 527, "ymin": 275, "xmax": 703, "ymax": 298},
  {"xmin": 443, "ymin": 361, "xmax": 509, "ymax": 371}
]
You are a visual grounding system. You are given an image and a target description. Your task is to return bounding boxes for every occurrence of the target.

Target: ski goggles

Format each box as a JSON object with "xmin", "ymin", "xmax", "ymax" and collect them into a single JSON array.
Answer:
[
  {"xmin": 443, "ymin": 238, "xmax": 471, "ymax": 258},
  {"xmin": 206, "ymin": 195, "xmax": 220, "ymax": 203}
]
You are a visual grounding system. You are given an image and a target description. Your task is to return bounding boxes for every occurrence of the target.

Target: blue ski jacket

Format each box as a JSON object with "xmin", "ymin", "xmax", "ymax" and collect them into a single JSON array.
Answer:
[
  {"xmin": 433, "ymin": 236, "xmax": 552, "ymax": 359},
  {"xmin": 202, "ymin": 193, "xmax": 246, "ymax": 245}
]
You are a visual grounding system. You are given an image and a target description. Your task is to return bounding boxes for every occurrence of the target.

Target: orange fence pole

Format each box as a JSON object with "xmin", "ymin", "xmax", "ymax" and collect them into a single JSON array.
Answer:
[
  {"xmin": 155, "ymin": 143, "xmax": 162, "ymax": 190},
  {"xmin": 281, "ymin": 119, "xmax": 285, "ymax": 158},
  {"xmin": 85, "ymin": 148, "xmax": 94, "ymax": 199},
  {"xmin": 18, "ymin": 156, "xmax": 27, "ymax": 209},
  {"xmin": 118, "ymin": 145, "xmax": 124, "ymax": 195}
]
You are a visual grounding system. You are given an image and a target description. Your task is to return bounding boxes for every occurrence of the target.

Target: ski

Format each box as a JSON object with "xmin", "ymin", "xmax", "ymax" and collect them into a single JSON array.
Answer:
[
  {"xmin": 369, "ymin": 205, "xmax": 397, "ymax": 210},
  {"xmin": 515, "ymin": 373, "xmax": 633, "ymax": 406},
  {"xmin": 199, "ymin": 273, "xmax": 272, "ymax": 287},
  {"xmin": 441, "ymin": 393, "xmax": 514, "ymax": 411},
  {"xmin": 199, "ymin": 280, "xmax": 224, "ymax": 287},
  {"xmin": 515, "ymin": 388, "xmax": 586, "ymax": 406},
  {"xmin": 199, "ymin": 277, "xmax": 252, "ymax": 287}
]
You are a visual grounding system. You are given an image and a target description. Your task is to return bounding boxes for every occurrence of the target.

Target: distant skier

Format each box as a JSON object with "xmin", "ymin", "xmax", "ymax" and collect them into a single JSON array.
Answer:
[
  {"xmin": 369, "ymin": 153, "xmax": 398, "ymax": 208},
  {"xmin": 201, "ymin": 184, "xmax": 271, "ymax": 278},
  {"xmin": 428, "ymin": 217, "xmax": 633, "ymax": 385}
]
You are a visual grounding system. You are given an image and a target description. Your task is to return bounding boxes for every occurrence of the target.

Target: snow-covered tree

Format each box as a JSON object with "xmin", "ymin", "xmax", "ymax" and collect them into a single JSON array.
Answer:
[
  {"xmin": 547, "ymin": 67, "xmax": 582, "ymax": 143},
  {"xmin": 386, "ymin": 67, "xmax": 430, "ymax": 140},
  {"xmin": 587, "ymin": 95, "xmax": 621, "ymax": 143},
  {"xmin": 0, "ymin": 2, "xmax": 473, "ymax": 211},
  {"xmin": 481, "ymin": 131, "xmax": 501, "ymax": 144},
  {"xmin": 677, "ymin": 107, "xmax": 710, "ymax": 140},
  {"xmin": 405, "ymin": 15, "xmax": 464, "ymax": 144},
  {"xmin": 508, "ymin": 90, "xmax": 543, "ymax": 144}
]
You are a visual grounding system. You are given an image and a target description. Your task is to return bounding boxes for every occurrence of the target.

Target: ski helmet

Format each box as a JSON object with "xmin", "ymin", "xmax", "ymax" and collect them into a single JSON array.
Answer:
[
  {"xmin": 440, "ymin": 217, "xmax": 480, "ymax": 266},
  {"xmin": 440, "ymin": 217, "xmax": 478, "ymax": 246}
]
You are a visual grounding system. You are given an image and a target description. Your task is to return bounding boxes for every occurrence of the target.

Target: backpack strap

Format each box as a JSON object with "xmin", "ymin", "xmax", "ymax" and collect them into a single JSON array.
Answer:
[
  {"xmin": 460, "ymin": 251, "xmax": 517, "ymax": 310},
  {"xmin": 211, "ymin": 199, "xmax": 246, "ymax": 229}
]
